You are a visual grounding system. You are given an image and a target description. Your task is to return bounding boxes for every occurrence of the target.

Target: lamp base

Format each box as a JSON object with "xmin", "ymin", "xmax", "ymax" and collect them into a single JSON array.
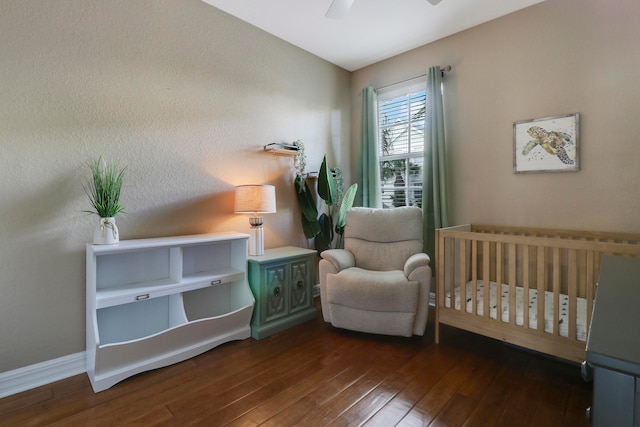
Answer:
[{"xmin": 249, "ymin": 225, "xmax": 264, "ymax": 256}]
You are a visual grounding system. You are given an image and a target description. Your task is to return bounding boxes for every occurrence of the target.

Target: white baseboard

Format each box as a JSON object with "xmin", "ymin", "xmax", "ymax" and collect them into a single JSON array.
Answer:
[{"xmin": 0, "ymin": 352, "xmax": 86, "ymax": 398}]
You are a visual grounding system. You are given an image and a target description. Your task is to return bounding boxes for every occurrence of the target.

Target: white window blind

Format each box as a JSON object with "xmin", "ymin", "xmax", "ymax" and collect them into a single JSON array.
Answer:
[{"xmin": 377, "ymin": 79, "xmax": 426, "ymax": 208}]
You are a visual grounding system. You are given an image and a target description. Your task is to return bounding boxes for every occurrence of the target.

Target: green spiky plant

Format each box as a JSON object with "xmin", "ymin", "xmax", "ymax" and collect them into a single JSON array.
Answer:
[
  {"xmin": 84, "ymin": 156, "xmax": 126, "ymax": 218},
  {"xmin": 294, "ymin": 150, "xmax": 357, "ymax": 254}
]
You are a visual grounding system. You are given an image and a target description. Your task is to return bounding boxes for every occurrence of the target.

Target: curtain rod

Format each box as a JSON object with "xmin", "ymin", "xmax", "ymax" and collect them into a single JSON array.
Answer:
[{"xmin": 376, "ymin": 65, "xmax": 451, "ymax": 91}]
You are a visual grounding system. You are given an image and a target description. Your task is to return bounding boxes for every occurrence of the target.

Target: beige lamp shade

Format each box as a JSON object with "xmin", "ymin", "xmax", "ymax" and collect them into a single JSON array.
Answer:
[{"xmin": 234, "ymin": 185, "xmax": 276, "ymax": 214}]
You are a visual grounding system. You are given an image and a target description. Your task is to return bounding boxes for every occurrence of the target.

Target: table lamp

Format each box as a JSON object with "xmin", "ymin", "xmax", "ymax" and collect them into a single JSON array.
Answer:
[{"xmin": 234, "ymin": 184, "xmax": 276, "ymax": 256}]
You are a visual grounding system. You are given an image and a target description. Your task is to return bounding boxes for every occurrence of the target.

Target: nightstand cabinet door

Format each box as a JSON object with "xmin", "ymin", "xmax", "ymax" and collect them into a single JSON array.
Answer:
[
  {"xmin": 248, "ymin": 247, "xmax": 317, "ymax": 340},
  {"xmin": 263, "ymin": 263, "xmax": 288, "ymax": 323},
  {"xmin": 289, "ymin": 257, "xmax": 313, "ymax": 314}
]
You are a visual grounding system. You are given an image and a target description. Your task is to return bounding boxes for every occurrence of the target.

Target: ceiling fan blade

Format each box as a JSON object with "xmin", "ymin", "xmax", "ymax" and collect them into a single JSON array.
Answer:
[
  {"xmin": 426, "ymin": 0, "xmax": 442, "ymax": 5},
  {"xmin": 326, "ymin": 0, "xmax": 354, "ymax": 19}
]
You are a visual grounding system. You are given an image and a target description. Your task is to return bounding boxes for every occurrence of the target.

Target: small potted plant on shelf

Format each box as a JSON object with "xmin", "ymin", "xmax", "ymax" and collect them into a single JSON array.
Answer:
[{"xmin": 84, "ymin": 156, "xmax": 126, "ymax": 244}]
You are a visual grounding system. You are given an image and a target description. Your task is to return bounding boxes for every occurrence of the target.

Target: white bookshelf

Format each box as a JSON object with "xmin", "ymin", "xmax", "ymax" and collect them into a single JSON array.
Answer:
[{"xmin": 86, "ymin": 232, "xmax": 254, "ymax": 392}]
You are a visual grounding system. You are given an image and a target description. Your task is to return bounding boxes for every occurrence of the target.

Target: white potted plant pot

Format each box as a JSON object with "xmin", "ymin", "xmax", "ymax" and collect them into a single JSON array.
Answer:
[{"xmin": 93, "ymin": 217, "xmax": 119, "ymax": 245}]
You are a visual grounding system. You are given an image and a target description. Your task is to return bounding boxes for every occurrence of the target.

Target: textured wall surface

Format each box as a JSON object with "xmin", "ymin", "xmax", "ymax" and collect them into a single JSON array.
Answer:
[
  {"xmin": 3, "ymin": 0, "xmax": 640, "ymax": 377},
  {"xmin": 352, "ymin": 0, "xmax": 640, "ymax": 233},
  {"xmin": 0, "ymin": 0, "xmax": 350, "ymax": 372}
]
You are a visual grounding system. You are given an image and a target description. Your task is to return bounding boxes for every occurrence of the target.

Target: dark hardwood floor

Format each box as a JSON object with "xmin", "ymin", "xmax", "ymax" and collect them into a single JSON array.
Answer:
[{"xmin": 1, "ymin": 300, "xmax": 592, "ymax": 426}]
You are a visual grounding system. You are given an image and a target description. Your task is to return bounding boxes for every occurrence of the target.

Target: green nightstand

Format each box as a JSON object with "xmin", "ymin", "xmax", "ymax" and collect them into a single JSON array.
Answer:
[{"xmin": 248, "ymin": 246, "xmax": 318, "ymax": 339}]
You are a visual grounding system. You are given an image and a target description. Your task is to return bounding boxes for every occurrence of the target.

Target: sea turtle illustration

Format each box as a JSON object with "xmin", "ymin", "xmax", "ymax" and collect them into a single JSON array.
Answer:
[{"xmin": 522, "ymin": 126, "xmax": 574, "ymax": 165}]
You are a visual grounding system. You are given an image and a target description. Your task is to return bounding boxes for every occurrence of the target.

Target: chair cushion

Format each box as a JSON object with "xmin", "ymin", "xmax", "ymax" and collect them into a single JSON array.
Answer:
[
  {"xmin": 326, "ymin": 268, "xmax": 419, "ymax": 313},
  {"xmin": 345, "ymin": 206, "xmax": 423, "ymax": 242},
  {"xmin": 347, "ymin": 239, "xmax": 424, "ymax": 271},
  {"xmin": 327, "ymin": 305, "xmax": 417, "ymax": 337},
  {"xmin": 344, "ymin": 207, "xmax": 424, "ymax": 271}
]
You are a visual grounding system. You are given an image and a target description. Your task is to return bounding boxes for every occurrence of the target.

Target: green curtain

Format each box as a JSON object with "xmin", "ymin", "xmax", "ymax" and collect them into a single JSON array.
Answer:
[
  {"xmin": 423, "ymin": 66, "xmax": 450, "ymax": 258},
  {"xmin": 357, "ymin": 87, "xmax": 382, "ymax": 208}
]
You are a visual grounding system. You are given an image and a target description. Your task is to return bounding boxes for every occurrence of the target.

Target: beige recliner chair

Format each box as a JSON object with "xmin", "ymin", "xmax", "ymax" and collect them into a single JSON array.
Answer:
[{"xmin": 319, "ymin": 206, "xmax": 431, "ymax": 337}]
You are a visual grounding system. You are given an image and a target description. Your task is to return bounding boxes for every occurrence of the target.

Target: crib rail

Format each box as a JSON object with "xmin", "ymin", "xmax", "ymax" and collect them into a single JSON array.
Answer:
[{"xmin": 435, "ymin": 224, "xmax": 640, "ymax": 362}]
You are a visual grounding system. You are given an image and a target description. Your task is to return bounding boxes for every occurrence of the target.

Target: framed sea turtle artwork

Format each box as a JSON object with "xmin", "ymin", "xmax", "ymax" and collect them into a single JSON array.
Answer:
[{"xmin": 513, "ymin": 113, "xmax": 579, "ymax": 173}]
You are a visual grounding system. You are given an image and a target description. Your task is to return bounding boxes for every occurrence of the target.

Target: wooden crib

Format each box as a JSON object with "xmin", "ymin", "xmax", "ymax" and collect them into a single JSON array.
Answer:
[{"xmin": 435, "ymin": 224, "xmax": 640, "ymax": 363}]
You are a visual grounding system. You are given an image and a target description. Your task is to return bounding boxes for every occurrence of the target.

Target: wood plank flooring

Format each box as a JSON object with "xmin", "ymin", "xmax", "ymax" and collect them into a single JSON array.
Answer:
[{"xmin": 1, "ymin": 300, "xmax": 592, "ymax": 426}]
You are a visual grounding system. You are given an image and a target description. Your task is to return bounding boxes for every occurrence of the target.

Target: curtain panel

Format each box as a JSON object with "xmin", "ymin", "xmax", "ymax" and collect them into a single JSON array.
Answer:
[
  {"xmin": 423, "ymin": 66, "xmax": 450, "ymax": 258},
  {"xmin": 357, "ymin": 87, "xmax": 382, "ymax": 208}
]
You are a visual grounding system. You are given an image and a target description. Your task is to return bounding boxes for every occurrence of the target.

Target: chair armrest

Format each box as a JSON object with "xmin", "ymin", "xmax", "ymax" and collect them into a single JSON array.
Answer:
[
  {"xmin": 321, "ymin": 249, "xmax": 355, "ymax": 273},
  {"xmin": 405, "ymin": 253, "xmax": 432, "ymax": 336},
  {"xmin": 404, "ymin": 252, "xmax": 431, "ymax": 277}
]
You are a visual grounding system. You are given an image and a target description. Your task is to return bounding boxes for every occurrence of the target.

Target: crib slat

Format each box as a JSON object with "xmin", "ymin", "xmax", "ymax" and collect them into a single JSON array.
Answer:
[
  {"xmin": 568, "ymin": 249, "xmax": 577, "ymax": 341},
  {"xmin": 553, "ymin": 248, "xmax": 561, "ymax": 336},
  {"xmin": 586, "ymin": 250, "xmax": 595, "ymax": 339},
  {"xmin": 483, "ymin": 241, "xmax": 490, "ymax": 320},
  {"xmin": 471, "ymin": 240, "xmax": 478, "ymax": 315},
  {"xmin": 459, "ymin": 238, "xmax": 467, "ymax": 314},
  {"xmin": 447, "ymin": 236, "xmax": 454, "ymax": 310},
  {"xmin": 522, "ymin": 244, "xmax": 530, "ymax": 331},
  {"xmin": 496, "ymin": 242, "xmax": 503, "ymax": 324},
  {"xmin": 537, "ymin": 246, "xmax": 545, "ymax": 334},
  {"xmin": 436, "ymin": 234, "xmax": 443, "ymax": 344},
  {"xmin": 438, "ymin": 237, "xmax": 444, "ymax": 308},
  {"xmin": 509, "ymin": 243, "xmax": 516, "ymax": 325}
]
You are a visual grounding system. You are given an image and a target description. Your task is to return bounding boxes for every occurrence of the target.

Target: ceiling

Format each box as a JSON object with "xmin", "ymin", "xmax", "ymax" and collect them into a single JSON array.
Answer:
[{"xmin": 201, "ymin": 0, "xmax": 545, "ymax": 72}]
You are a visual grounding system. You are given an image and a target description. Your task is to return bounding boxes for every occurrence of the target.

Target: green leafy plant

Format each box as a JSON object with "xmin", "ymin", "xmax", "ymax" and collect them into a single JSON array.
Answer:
[
  {"xmin": 334, "ymin": 182, "xmax": 358, "ymax": 249},
  {"xmin": 294, "ymin": 148, "xmax": 357, "ymax": 254},
  {"xmin": 84, "ymin": 156, "xmax": 126, "ymax": 218}
]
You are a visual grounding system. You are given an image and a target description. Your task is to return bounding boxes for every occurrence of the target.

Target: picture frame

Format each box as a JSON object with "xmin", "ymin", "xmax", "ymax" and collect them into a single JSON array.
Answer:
[{"xmin": 513, "ymin": 113, "xmax": 579, "ymax": 173}]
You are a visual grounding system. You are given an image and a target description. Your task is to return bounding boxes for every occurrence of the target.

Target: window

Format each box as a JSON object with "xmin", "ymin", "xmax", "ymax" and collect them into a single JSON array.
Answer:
[{"xmin": 377, "ymin": 80, "xmax": 426, "ymax": 208}]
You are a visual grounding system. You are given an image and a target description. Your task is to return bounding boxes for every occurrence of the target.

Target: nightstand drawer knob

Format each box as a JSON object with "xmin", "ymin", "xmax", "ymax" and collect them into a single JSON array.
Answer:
[
  {"xmin": 210, "ymin": 279, "xmax": 222, "ymax": 286},
  {"xmin": 135, "ymin": 294, "xmax": 150, "ymax": 301}
]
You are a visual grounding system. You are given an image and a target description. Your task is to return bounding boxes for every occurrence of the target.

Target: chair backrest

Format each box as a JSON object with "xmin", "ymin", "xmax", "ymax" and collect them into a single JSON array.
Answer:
[{"xmin": 344, "ymin": 206, "xmax": 424, "ymax": 271}]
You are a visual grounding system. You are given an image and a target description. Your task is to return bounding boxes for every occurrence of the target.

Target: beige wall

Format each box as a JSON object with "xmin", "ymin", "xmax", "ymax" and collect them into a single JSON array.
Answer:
[
  {"xmin": 0, "ymin": 0, "xmax": 350, "ymax": 373},
  {"xmin": 352, "ymin": 0, "xmax": 640, "ymax": 234}
]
